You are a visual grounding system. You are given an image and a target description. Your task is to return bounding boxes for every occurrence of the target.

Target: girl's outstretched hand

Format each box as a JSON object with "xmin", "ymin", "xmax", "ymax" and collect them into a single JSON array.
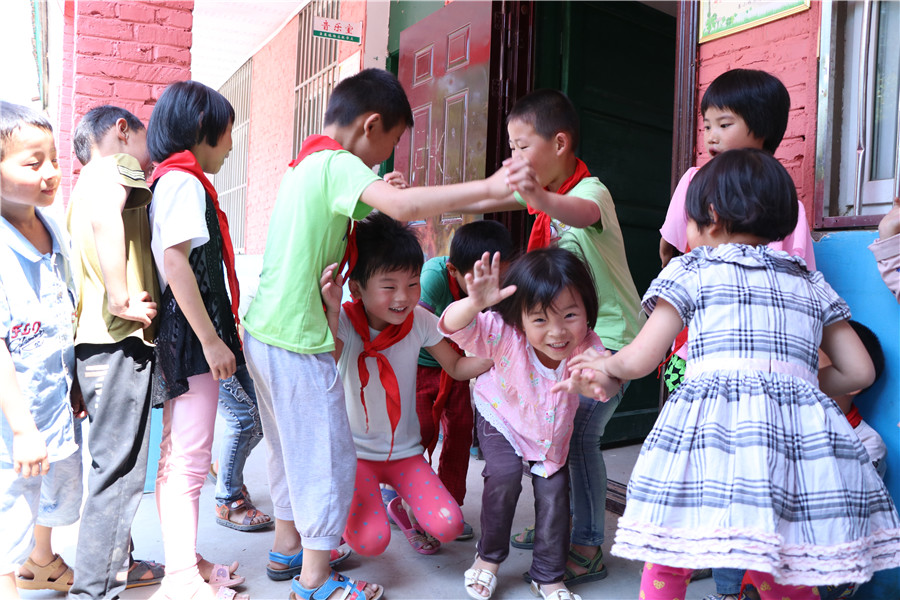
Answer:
[
  {"xmin": 465, "ymin": 251, "xmax": 516, "ymax": 310},
  {"xmin": 320, "ymin": 262, "xmax": 344, "ymax": 314},
  {"xmin": 552, "ymin": 348, "xmax": 621, "ymax": 401}
]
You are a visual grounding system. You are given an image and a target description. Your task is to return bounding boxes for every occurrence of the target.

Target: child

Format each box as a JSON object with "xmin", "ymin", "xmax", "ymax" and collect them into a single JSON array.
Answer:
[
  {"xmin": 147, "ymin": 81, "xmax": 248, "ymax": 600},
  {"xmin": 558, "ymin": 149, "xmax": 900, "ymax": 600},
  {"xmin": 440, "ymin": 247, "xmax": 620, "ymax": 600},
  {"xmin": 415, "ymin": 219, "xmax": 514, "ymax": 539},
  {"xmin": 0, "ymin": 101, "xmax": 82, "ymax": 599},
  {"xmin": 241, "ymin": 68, "xmax": 509, "ymax": 600},
  {"xmin": 66, "ymin": 104, "xmax": 166, "ymax": 597},
  {"xmin": 320, "ymin": 212, "xmax": 491, "ymax": 557},
  {"xmin": 870, "ymin": 196, "xmax": 900, "ymax": 301},
  {"xmin": 465, "ymin": 88, "xmax": 641, "ymax": 586}
]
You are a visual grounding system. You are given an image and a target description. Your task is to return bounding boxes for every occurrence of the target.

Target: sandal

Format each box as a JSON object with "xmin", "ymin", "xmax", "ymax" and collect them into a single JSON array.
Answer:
[
  {"xmin": 16, "ymin": 554, "xmax": 74, "ymax": 591},
  {"xmin": 208, "ymin": 463, "xmax": 252, "ymax": 504},
  {"xmin": 215, "ymin": 498, "xmax": 272, "ymax": 532},
  {"xmin": 217, "ymin": 589, "xmax": 249, "ymax": 600},
  {"xmin": 529, "ymin": 581, "xmax": 582, "ymax": 600},
  {"xmin": 290, "ymin": 570, "xmax": 383, "ymax": 600},
  {"xmin": 126, "ymin": 559, "xmax": 165, "ymax": 589},
  {"xmin": 464, "ymin": 565, "xmax": 498, "ymax": 599},
  {"xmin": 563, "ymin": 547, "xmax": 607, "ymax": 586},
  {"xmin": 386, "ymin": 496, "xmax": 440, "ymax": 555},
  {"xmin": 207, "ymin": 563, "xmax": 246, "ymax": 588},
  {"xmin": 266, "ymin": 548, "xmax": 351, "ymax": 581},
  {"xmin": 510, "ymin": 524, "xmax": 535, "ymax": 549}
]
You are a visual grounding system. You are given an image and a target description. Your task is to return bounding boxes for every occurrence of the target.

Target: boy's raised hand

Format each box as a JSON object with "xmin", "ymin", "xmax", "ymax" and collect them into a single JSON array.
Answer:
[
  {"xmin": 503, "ymin": 156, "xmax": 540, "ymax": 196},
  {"xmin": 320, "ymin": 263, "xmax": 344, "ymax": 314},
  {"xmin": 383, "ymin": 171, "xmax": 409, "ymax": 190},
  {"xmin": 465, "ymin": 251, "xmax": 516, "ymax": 311}
]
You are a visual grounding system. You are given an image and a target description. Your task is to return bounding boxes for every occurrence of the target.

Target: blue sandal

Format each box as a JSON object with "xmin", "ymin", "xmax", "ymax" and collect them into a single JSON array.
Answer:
[
  {"xmin": 266, "ymin": 548, "xmax": 351, "ymax": 581},
  {"xmin": 290, "ymin": 571, "xmax": 383, "ymax": 600}
]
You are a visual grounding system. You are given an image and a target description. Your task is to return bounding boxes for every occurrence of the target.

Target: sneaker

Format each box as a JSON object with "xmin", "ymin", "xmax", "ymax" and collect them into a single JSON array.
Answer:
[{"xmin": 456, "ymin": 521, "xmax": 474, "ymax": 541}]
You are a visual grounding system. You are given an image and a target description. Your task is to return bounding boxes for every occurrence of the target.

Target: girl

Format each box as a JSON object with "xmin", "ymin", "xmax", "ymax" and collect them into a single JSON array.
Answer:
[
  {"xmin": 439, "ymin": 248, "xmax": 619, "ymax": 600},
  {"xmin": 147, "ymin": 81, "xmax": 249, "ymax": 600},
  {"xmin": 558, "ymin": 149, "xmax": 900, "ymax": 600}
]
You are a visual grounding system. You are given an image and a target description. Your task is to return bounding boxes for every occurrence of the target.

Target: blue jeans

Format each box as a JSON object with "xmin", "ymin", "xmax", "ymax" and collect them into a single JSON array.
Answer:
[
  {"xmin": 215, "ymin": 364, "xmax": 263, "ymax": 505},
  {"xmin": 713, "ymin": 568, "xmax": 744, "ymax": 595},
  {"xmin": 568, "ymin": 381, "xmax": 628, "ymax": 547}
]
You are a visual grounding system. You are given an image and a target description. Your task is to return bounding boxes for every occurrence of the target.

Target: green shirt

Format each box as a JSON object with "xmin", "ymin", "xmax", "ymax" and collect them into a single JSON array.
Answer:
[
  {"xmin": 417, "ymin": 256, "xmax": 455, "ymax": 367},
  {"xmin": 243, "ymin": 150, "xmax": 379, "ymax": 354},
  {"xmin": 516, "ymin": 177, "xmax": 643, "ymax": 350}
]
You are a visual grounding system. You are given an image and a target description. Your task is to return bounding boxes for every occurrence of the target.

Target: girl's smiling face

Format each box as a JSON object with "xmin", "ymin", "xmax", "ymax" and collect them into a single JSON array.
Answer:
[{"xmin": 521, "ymin": 286, "xmax": 589, "ymax": 369}]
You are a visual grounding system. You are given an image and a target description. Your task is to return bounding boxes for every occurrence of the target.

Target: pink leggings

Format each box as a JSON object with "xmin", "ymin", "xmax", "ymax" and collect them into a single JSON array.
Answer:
[
  {"xmin": 156, "ymin": 374, "xmax": 218, "ymax": 590},
  {"xmin": 344, "ymin": 455, "xmax": 463, "ymax": 555},
  {"xmin": 639, "ymin": 563, "xmax": 818, "ymax": 600}
]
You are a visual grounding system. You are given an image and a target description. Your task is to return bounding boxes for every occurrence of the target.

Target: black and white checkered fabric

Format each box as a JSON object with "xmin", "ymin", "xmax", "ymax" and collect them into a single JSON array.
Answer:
[{"xmin": 611, "ymin": 245, "xmax": 900, "ymax": 586}]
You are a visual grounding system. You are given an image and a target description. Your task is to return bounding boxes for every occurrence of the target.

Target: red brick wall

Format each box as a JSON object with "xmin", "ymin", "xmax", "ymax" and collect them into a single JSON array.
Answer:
[
  {"xmin": 339, "ymin": 1, "xmax": 365, "ymax": 66},
  {"xmin": 696, "ymin": 2, "xmax": 821, "ymax": 227},
  {"xmin": 244, "ymin": 18, "xmax": 298, "ymax": 255},
  {"xmin": 60, "ymin": 0, "xmax": 192, "ymax": 198}
]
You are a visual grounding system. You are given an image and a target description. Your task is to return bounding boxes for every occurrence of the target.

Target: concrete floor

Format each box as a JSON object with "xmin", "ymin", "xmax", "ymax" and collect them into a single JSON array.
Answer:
[{"xmin": 20, "ymin": 421, "xmax": 716, "ymax": 600}]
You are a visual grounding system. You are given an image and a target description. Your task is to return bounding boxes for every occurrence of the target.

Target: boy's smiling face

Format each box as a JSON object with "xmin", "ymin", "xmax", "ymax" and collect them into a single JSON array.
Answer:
[
  {"xmin": 349, "ymin": 268, "xmax": 421, "ymax": 331},
  {"xmin": 0, "ymin": 125, "xmax": 60, "ymax": 215}
]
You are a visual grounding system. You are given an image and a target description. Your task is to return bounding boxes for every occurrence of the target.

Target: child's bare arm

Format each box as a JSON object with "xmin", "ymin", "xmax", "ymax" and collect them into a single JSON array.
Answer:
[
  {"xmin": 659, "ymin": 238, "xmax": 678, "ymax": 268},
  {"xmin": 360, "ymin": 167, "xmax": 510, "ymax": 222},
  {"xmin": 441, "ymin": 252, "xmax": 516, "ymax": 333},
  {"xmin": 505, "ymin": 157, "xmax": 601, "ymax": 228},
  {"xmin": 878, "ymin": 197, "xmax": 900, "ymax": 240},
  {"xmin": 818, "ymin": 320, "xmax": 876, "ymax": 398},
  {"xmin": 164, "ymin": 241, "xmax": 236, "ymax": 380},
  {"xmin": 0, "ymin": 341, "xmax": 48, "ymax": 477},
  {"xmin": 427, "ymin": 339, "xmax": 493, "ymax": 380},
  {"xmin": 320, "ymin": 263, "xmax": 345, "ymax": 360},
  {"xmin": 89, "ymin": 180, "xmax": 157, "ymax": 327}
]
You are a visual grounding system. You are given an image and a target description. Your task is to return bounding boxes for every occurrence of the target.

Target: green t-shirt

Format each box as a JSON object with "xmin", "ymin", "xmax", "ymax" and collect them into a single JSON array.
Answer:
[
  {"xmin": 242, "ymin": 150, "xmax": 379, "ymax": 354},
  {"xmin": 417, "ymin": 256, "xmax": 455, "ymax": 367},
  {"xmin": 516, "ymin": 177, "xmax": 644, "ymax": 350}
]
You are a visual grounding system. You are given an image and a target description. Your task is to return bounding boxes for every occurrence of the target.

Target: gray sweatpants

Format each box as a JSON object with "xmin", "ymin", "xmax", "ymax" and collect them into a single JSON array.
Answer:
[{"xmin": 243, "ymin": 332, "xmax": 356, "ymax": 550}]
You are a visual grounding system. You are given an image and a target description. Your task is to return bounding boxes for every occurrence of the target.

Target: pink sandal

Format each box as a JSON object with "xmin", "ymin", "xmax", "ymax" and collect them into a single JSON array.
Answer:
[
  {"xmin": 386, "ymin": 496, "xmax": 441, "ymax": 555},
  {"xmin": 207, "ymin": 563, "xmax": 245, "ymax": 588}
]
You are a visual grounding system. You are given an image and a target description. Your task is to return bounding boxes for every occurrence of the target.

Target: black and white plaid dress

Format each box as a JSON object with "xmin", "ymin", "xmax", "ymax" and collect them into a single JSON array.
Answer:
[{"xmin": 611, "ymin": 244, "xmax": 900, "ymax": 586}]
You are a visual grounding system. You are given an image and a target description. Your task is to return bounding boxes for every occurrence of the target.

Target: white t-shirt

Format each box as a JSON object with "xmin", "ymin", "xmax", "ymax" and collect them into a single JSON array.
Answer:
[
  {"xmin": 338, "ymin": 305, "xmax": 443, "ymax": 461},
  {"xmin": 149, "ymin": 171, "xmax": 210, "ymax": 290}
]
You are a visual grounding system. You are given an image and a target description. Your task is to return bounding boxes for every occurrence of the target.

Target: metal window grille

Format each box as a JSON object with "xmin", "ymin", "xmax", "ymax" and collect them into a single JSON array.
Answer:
[
  {"xmin": 293, "ymin": 0, "xmax": 341, "ymax": 156},
  {"xmin": 212, "ymin": 60, "xmax": 252, "ymax": 252}
]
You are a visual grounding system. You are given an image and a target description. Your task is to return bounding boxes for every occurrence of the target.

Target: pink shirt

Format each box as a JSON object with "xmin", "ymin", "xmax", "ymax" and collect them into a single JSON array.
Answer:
[
  {"xmin": 439, "ymin": 310, "xmax": 605, "ymax": 477},
  {"xmin": 660, "ymin": 167, "xmax": 817, "ymax": 270}
]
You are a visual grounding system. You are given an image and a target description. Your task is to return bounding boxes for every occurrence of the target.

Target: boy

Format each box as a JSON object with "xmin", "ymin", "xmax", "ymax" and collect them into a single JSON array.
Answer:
[
  {"xmin": 415, "ymin": 219, "xmax": 513, "ymax": 540},
  {"xmin": 461, "ymin": 88, "xmax": 642, "ymax": 586},
  {"xmin": 321, "ymin": 212, "xmax": 490, "ymax": 558},
  {"xmin": 0, "ymin": 101, "xmax": 82, "ymax": 599},
  {"xmin": 65, "ymin": 105, "xmax": 166, "ymax": 598},
  {"xmin": 241, "ymin": 68, "xmax": 510, "ymax": 600}
]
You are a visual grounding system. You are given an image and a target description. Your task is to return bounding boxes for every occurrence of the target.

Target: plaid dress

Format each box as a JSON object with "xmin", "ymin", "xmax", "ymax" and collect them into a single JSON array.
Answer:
[{"xmin": 611, "ymin": 244, "xmax": 900, "ymax": 586}]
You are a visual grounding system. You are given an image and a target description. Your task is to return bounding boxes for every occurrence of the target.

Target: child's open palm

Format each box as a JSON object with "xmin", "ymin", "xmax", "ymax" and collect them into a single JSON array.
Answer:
[
  {"xmin": 465, "ymin": 252, "xmax": 516, "ymax": 310},
  {"xmin": 320, "ymin": 262, "xmax": 344, "ymax": 314}
]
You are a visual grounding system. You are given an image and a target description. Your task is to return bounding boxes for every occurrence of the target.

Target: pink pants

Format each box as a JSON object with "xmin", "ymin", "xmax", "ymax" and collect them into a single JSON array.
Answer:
[
  {"xmin": 639, "ymin": 563, "xmax": 818, "ymax": 600},
  {"xmin": 155, "ymin": 374, "xmax": 219, "ymax": 590},
  {"xmin": 344, "ymin": 455, "xmax": 463, "ymax": 556}
]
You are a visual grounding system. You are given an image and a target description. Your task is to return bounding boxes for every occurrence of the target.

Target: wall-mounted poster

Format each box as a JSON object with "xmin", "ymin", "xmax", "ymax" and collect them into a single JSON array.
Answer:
[{"xmin": 699, "ymin": 0, "xmax": 811, "ymax": 43}]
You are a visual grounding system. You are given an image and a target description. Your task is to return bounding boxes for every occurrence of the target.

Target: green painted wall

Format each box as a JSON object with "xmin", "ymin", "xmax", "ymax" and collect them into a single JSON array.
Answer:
[{"xmin": 388, "ymin": 1, "xmax": 443, "ymax": 54}]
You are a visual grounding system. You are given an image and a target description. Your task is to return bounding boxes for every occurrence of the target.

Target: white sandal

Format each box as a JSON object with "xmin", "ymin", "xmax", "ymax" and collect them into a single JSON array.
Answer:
[
  {"xmin": 464, "ymin": 566, "xmax": 498, "ymax": 599},
  {"xmin": 529, "ymin": 580, "xmax": 582, "ymax": 600}
]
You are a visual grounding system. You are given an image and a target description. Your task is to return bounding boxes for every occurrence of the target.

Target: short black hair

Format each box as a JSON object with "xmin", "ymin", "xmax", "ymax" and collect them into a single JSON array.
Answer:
[
  {"xmin": 74, "ymin": 105, "xmax": 145, "ymax": 165},
  {"xmin": 147, "ymin": 80, "xmax": 234, "ymax": 163},
  {"xmin": 701, "ymin": 69, "xmax": 790, "ymax": 154},
  {"xmin": 847, "ymin": 320, "xmax": 884, "ymax": 393},
  {"xmin": 449, "ymin": 220, "xmax": 515, "ymax": 275},
  {"xmin": 350, "ymin": 211, "xmax": 424, "ymax": 288},
  {"xmin": 324, "ymin": 69, "xmax": 414, "ymax": 132},
  {"xmin": 507, "ymin": 89, "xmax": 580, "ymax": 151},
  {"xmin": 686, "ymin": 148, "xmax": 797, "ymax": 242},
  {"xmin": 0, "ymin": 101, "xmax": 53, "ymax": 160},
  {"xmin": 494, "ymin": 247, "xmax": 598, "ymax": 331}
]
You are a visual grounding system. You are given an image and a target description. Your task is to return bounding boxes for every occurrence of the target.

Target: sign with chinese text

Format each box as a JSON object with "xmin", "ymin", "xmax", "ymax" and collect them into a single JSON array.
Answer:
[
  {"xmin": 313, "ymin": 16, "xmax": 362, "ymax": 44},
  {"xmin": 699, "ymin": 0, "xmax": 810, "ymax": 43}
]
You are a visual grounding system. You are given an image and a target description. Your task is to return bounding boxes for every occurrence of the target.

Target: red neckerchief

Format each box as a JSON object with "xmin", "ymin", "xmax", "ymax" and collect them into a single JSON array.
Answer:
[
  {"xmin": 845, "ymin": 404, "xmax": 862, "ymax": 428},
  {"xmin": 153, "ymin": 150, "xmax": 241, "ymax": 328},
  {"xmin": 289, "ymin": 136, "xmax": 360, "ymax": 277},
  {"xmin": 343, "ymin": 299, "xmax": 415, "ymax": 459},
  {"xmin": 526, "ymin": 158, "xmax": 592, "ymax": 252},
  {"xmin": 425, "ymin": 270, "xmax": 466, "ymax": 461}
]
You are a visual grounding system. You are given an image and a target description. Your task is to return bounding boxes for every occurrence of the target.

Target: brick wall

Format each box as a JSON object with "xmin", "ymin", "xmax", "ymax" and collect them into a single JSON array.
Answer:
[
  {"xmin": 59, "ymin": 0, "xmax": 192, "ymax": 199},
  {"xmin": 244, "ymin": 18, "xmax": 298, "ymax": 256},
  {"xmin": 696, "ymin": 2, "xmax": 821, "ymax": 228}
]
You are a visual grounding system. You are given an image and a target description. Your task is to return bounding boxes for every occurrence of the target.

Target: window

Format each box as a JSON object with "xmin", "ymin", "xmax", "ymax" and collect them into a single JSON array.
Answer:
[
  {"xmin": 212, "ymin": 59, "xmax": 252, "ymax": 252},
  {"xmin": 815, "ymin": 0, "xmax": 899, "ymax": 228}
]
